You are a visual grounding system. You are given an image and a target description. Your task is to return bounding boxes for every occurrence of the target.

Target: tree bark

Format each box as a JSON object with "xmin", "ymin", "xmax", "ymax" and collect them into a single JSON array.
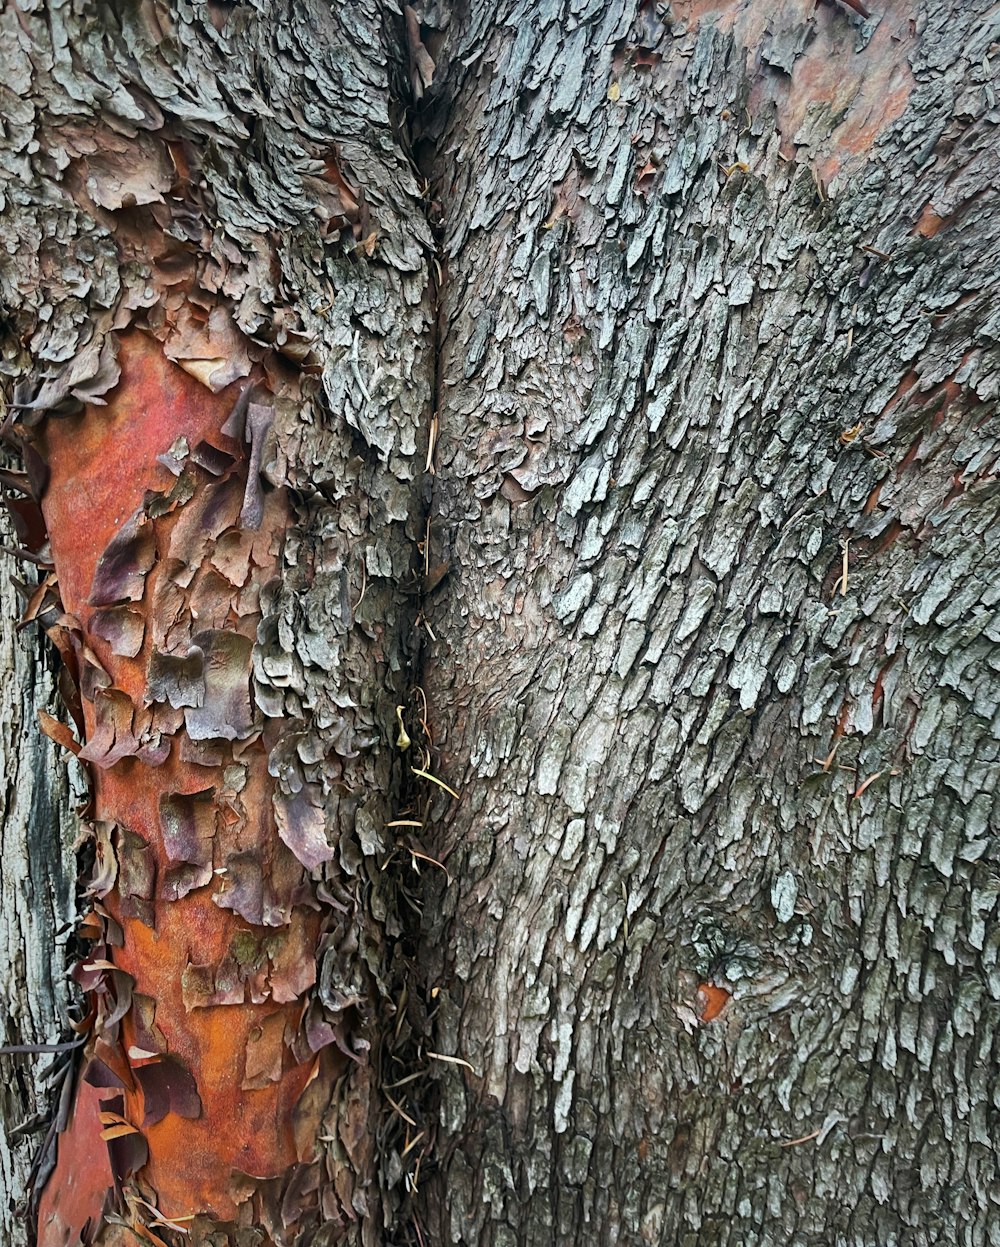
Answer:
[
  {"xmin": 414, "ymin": 2, "xmax": 1000, "ymax": 1244},
  {"xmin": 2, "ymin": 2, "xmax": 1000, "ymax": 1246},
  {"xmin": 0, "ymin": 533, "xmax": 77, "ymax": 1247},
  {"xmin": 2, "ymin": 3, "xmax": 433, "ymax": 1243}
]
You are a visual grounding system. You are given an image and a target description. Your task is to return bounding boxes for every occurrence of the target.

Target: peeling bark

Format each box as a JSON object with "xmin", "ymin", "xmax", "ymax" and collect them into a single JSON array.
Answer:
[
  {"xmin": 36, "ymin": 334, "xmax": 341, "ymax": 1241},
  {"xmin": 2, "ymin": 2, "xmax": 999, "ymax": 1246},
  {"xmin": 2, "ymin": 3, "xmax": 432, "ymax": 1244}
]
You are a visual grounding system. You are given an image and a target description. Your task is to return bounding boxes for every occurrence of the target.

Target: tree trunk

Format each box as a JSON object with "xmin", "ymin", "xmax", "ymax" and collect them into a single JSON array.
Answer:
[
  {"xmin": 415, "ymin": 3, "xmax": 1000, "ymax": 1245},
  {"xmin": 0, "ymin": 534, "xmax": 77, "ymax": 1247},
  {"xmin": 3, "ymin": 2, "xmax": 1000, "ymax": 1246}
]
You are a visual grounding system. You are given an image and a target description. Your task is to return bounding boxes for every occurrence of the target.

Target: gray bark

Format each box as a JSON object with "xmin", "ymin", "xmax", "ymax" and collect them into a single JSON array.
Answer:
[
  {"xmin": 0, "ymin": 533, "xmax": 76, "ymax": 1247},
  {"xmin": 2, "ymin": 1, "xmax": 999, "ymax": 1246},
  {"xmin": 415, "ymin": 2, "xmax": 1000, "ymax": 1245}
]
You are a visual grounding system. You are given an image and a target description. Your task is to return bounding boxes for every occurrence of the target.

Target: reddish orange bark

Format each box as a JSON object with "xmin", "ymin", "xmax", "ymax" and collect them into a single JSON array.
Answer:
[
  {"xmin": 35, "ymin": 333, "xmax": 335, "ymax": 1246},
  {"xmin": 696, "ymin": 983, "xmax": 732, "ymax": 1024}
]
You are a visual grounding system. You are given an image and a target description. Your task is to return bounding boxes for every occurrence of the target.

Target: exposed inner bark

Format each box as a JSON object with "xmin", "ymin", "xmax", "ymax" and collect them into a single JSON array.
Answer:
[{"xmin": 36, "ymin": 334, "xmax": 342, "ymax": 1242}]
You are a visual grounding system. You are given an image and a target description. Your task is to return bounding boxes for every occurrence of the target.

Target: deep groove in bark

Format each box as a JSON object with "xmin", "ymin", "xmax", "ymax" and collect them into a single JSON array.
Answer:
[{"xmin": 376, "ymin": 16, "xmax": 455, "ymax": 1240}]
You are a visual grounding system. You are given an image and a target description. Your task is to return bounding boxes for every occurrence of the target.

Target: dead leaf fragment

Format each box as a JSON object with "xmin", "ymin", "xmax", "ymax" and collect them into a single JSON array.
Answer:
[{"xmin": 404, "ymin": 5, "xmax": 436, "ymax": 98}]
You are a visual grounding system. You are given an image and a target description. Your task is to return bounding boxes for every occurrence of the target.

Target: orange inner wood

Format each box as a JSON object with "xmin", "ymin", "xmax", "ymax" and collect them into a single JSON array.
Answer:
[{"xmin": 36, "ymin": 333, "xmax": 318, "ymax": 1243}]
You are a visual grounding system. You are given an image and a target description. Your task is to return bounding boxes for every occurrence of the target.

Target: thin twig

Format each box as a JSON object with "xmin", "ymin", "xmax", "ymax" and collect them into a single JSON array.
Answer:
[
  {"xmin": 411, "ymin": 767, "xmax": 460, "ymax": 800},
  {"xmin": 385, "ymin": 1091, "xmax": 417, "ymax": 1127},
  {"xmin": 839, "ymin": 537, "xmax": 850, "ymax": 597},
  {"xmin": 427, "ymin": 1051, "xmax": 477, "ymax": 1073},
  {"xmin": 350, "ymin": 330, "xmax": 372, "ymax": 403},
  {"xmin": 410, "ymin": 849, "xmax": 452, "ymax": 885},
  {"xmin": 383, "ymin": 1069, "xmax": 429, "ymax": 1091},
  {"xmin": 0, "ymin": 1038, "xmax": 86, "ymax": 1056}
]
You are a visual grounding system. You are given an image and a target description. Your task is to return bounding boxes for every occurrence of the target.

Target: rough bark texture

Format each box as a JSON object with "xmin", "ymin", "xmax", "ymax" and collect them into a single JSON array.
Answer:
[
  {"xmin": 2, "ymin": 2, "xmax": 999, "ymax": 1246},
  {"xmin": 0, "ymin": 533, "xmax": 77, "ymax": 1247},
  {"xmin": 414, "ymin": 2, "xmax": 1000, "ymax": 1245},
  {"xmin": 1, "ymin": 2, "xmax": 433, "ymax": 1244}
]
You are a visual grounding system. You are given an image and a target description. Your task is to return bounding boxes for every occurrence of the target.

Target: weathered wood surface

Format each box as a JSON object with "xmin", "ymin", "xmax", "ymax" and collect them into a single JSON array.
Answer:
[
  {"xmin": 416, "ymin": 2, "xmax": 1000, "ymax": 1244},
  {"xmin": 1, "ymin": 0, "xmax": 998, "ymax": 1245},
  {"xmin": 0, "ymin": 531, "xmax": 76, "ymax": 1247}
]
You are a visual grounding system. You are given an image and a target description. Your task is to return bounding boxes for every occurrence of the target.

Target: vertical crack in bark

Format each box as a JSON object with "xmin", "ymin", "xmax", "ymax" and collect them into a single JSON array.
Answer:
[{"xmin": 369, "ymin": 10, "xmax": 456, "ymax": 1243}]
